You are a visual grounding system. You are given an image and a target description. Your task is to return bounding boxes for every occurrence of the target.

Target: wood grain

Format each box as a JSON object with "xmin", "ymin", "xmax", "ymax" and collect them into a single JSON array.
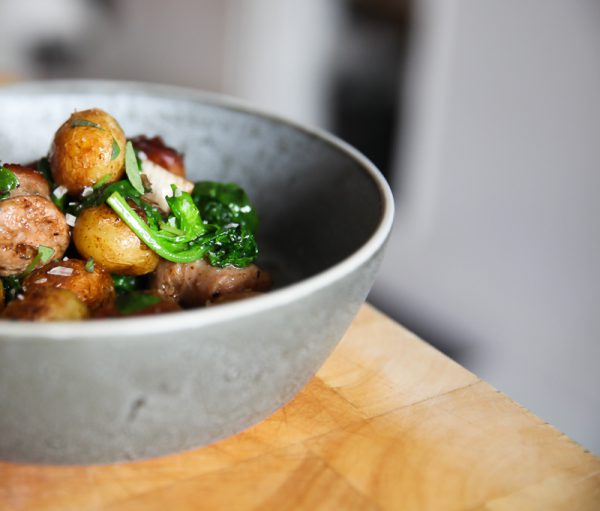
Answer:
[{"xmin": 0, "ymin": 305, "xmax": 598, "ymax": 511}]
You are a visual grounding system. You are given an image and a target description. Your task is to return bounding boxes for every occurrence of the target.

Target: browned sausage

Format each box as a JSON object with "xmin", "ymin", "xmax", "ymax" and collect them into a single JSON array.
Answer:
[
  {"xmin": 150, "ymin": 259, "xmax": 272, "ymax": 307},
  {"xmin": 0, "ymin": 195, "xmax": 69, "ymax": 276},
  {"xmin": 23, "ymin": 259, "xmax": 115, "ymax": 310},
  {"xmin": 131, "ymin": 135, "xmax": 185, "ymax": 177},
  {"xmin": 3, "ymin": 164, "xmax": 51, "ymax": 198}
]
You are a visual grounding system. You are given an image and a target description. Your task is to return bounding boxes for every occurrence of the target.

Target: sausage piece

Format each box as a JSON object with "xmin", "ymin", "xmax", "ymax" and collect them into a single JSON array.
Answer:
[
  {"xmin": 3, "ymin": 164, "xmax": 51, "ymax": 198},
  {"xmin": 131, "ymin": 135, "xmax": 185, "ymax": 177},
  {"xmin": 150, "ymin": 259, "xmax": 272, "ymax": 307},
  {"xmin": 0, "ymin": 195, "xmax": 70, "ymax": 276}
]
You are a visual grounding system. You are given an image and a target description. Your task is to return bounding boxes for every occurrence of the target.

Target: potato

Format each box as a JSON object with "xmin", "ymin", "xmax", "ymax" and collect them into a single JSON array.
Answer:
[
  {"xmin": 72, "ymin": 204, "xmax": 160, "ymax": 275},
  {"xmin": 0, "ymin": 282, "xmax": 4, "ymax": 312},
  {"xmin": 23, "ymin": 259, "xmax": 115, "ymax": 310},
  {"xmin": 2, "ymin": 287, "xmax": 89, "ymax": 321},
  {"xmin": 49, "ymin": 108, "xmax": 126, "ymax": 194}
]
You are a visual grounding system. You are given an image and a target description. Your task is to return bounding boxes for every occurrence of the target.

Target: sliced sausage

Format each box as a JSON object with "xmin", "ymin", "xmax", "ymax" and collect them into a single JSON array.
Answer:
[
  {"xmin": 131, "ymin": 135, "xmax": 185, "ymax": 177},
  {"xmin": 3, "ymin": 164, "xmax": 51, "ymax": 198},
  {"xmin": 150, "ymin": 259, "xmax": 272, "ymax": 307},
  {"xmin": 0, "ymin": 195, "xmax": 69, "ymax": 276}
]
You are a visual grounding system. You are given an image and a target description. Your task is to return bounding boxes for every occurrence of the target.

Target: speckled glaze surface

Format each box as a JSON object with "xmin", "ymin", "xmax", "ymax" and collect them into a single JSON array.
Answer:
[{"xmin": 0, "ymin": 80, "xmax": 393, "ymax": 464}]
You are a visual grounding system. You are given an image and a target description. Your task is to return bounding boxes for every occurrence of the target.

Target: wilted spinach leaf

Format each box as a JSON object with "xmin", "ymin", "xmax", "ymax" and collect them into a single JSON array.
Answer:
[{"xmin": 192, "ymin": 181, "xmax": 258, "ymax": 234}]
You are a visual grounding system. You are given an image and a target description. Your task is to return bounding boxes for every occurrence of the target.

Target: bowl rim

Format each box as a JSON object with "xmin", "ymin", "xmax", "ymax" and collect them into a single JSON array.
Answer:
[{"xmin": 0, "ymin": 79, "xmax": 394, "ymax": 339}]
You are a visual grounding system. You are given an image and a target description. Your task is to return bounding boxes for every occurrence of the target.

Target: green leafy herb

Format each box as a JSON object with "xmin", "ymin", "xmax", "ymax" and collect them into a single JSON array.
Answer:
[
  {"xmin": 107, "ymin": 191, "xmax": 207, "ymax": 262},
  {"xmin": 115, "ymin": 292, "xmax": 161, "ymax": 315},
  {"xmin": 111, "ymin": 138, "xmax": 120, "ymax": 161},
  {"xmin": 0, "ymin": 166, "xmax": 19, "ymax": 200},
  {"xmin": 166, "ymin": 186, "xmax": 206, "ymax": 239},
  {"xmin": 106, "ymin": 188, "xmax": 258, "ymax": 268},
  {"xmin": 112, "ymin": 274, "xmax": 141, "ymax": 294},
  {"xmin": 192, "ymin": 181, "xmax": 258, "ymax": 233},
  {"xmin": 93, "ymin": 174, "xmax": 111, "ymax": 189},
  {"xmin": 21, "ymin": 245, "xmax": 55, "ymax": 277},
  {"xmin": 204, "ymin": 225, "xmax": 258, "ymax": 267},
  {"xmin": 72, "ymin": 179, "xmax": 140, "ymax": 216},
  {"xmin": 2, "ymin": 275, "xmax": 22, "ymax": 300},
  {"xmin": 125, "ymin": 141, "xmax": 144, "ymax": 194},
  {"xmin": 36, "ymin": 157, "xmax": 51, "ymax": 182},
  {"xmin": 37, "ymin": 158, "xmax": 66, "ymax": 211},
  {"xmin": 71, "ymin": 118, "xmax": 103, "ymax": 130},
  {"xmin": 85, "ymin": 257, "xmax": 95, "ymax": 273}
]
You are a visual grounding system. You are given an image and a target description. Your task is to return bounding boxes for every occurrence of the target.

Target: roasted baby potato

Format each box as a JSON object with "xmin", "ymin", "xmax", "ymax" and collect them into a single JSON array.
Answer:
[
  {"xmin": 73, "ymin": 204, "xmax": 160, "ymax": 275},
  {"xmin": 23, "ymin": 258, "xmax": 115, "ymax": 310},
  {"xmin": 49, "ymin": 108, "xmax": 126, "ymax": 194},
  {"xmin": 2, "ymin": 287, "xmax": 89, "ymax": 321}
]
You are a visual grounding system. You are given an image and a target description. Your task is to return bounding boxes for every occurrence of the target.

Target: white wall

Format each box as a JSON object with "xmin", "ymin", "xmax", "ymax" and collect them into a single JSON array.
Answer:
[{"xmin": 371, "ymin": 0, "xmax": 600, "ymax": 453}]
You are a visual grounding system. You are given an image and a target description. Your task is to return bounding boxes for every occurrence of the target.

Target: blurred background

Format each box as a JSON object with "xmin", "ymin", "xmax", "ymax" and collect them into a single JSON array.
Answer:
[{"xmin": 0, "ymin": 0, "xmax": 598, "ymax": 454}]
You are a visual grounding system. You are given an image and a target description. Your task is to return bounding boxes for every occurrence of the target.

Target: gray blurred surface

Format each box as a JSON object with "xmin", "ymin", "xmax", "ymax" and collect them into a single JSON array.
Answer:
[{"xmin": 371, "ymin": 0, "xmax": 600, "ymax": 454}]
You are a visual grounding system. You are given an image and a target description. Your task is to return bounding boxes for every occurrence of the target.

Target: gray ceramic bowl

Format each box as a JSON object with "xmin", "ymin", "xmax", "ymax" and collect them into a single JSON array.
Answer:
[{"xmin": 0, "ymin": 80, "xmax": 393, "ymax": 464}]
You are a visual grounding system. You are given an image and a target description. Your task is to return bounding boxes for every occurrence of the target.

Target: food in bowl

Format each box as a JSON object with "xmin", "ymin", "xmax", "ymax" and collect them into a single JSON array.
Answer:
[
  {"xmin": 0, "ymin": 81, "xmax": 393, "ymax": 464},
  {"xmin": 0, "ymin": 108, "xmax": 271, "ymax": 320}
]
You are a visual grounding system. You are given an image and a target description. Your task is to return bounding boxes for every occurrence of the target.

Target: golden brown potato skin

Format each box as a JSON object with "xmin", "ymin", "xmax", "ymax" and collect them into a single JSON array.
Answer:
[
  {"xmin": 2, "ymin": 287, "xmax": 89, "ymax": 321},
  {"xmin": 73, "ymin": 204, "xmax": 159, "ymax": 275},
  {"xmin": 49, "ymin": 108, "xmax": 126, "ymax": 194},
  {"xmin": 0, "ymin": 195, "xmax": 70, "ymax": 276},
  {"xmin": 23, "ymin": 259, "xmax": 115, "ymax": 310}
]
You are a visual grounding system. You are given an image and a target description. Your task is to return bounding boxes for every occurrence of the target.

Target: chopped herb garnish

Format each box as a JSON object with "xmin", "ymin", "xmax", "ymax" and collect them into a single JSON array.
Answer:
[
  {"xmin": 71, "ymin": 118, "xmax": 103, "ymax": 130},
  {"xmin": 115, "ymin": 292, "xmax": 161, "ymax": 315},
  {"xmin": 2, "ymin": 275, "xmax": 22, "ymax": 300},
  {"xmin": 125, "ymin": 141, "xmax": 144, "ymax": 194},
  {"xmin": 37, "ymin": 158, "xmax": 66, "ymax": 211},
  {"xmin": 85, "ymin": 257, "xmax": 95, "ymax": 273},
  {"xmin": 93, "ymin": 174, "xmax": 111, "ymax": 189},
  {"xmin": 112, "ymin": 274, "xmax": 141, "ymax": 294},
  {"xmin": 0, "ymin": 166, "xmax": 19, "ymax": 200},
  {"xmin": 111, "ymin": 138, "xmax": 120, "ymax": 161},
  {"xmin": 21, "ymin": 245, "xmax": 55, "ymax": 277}
]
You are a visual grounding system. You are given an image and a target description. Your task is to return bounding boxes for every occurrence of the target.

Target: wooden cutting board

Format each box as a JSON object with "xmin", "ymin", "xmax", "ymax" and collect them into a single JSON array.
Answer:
[{"xmin": 1, "ymin": 304, "xmax": 598, "ymax": 510}]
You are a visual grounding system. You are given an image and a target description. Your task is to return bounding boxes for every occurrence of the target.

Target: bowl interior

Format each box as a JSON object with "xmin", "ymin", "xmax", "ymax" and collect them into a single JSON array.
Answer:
[{"xmin": 0, "ymin": 82, "xmax": 384, "ymax": 290}]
